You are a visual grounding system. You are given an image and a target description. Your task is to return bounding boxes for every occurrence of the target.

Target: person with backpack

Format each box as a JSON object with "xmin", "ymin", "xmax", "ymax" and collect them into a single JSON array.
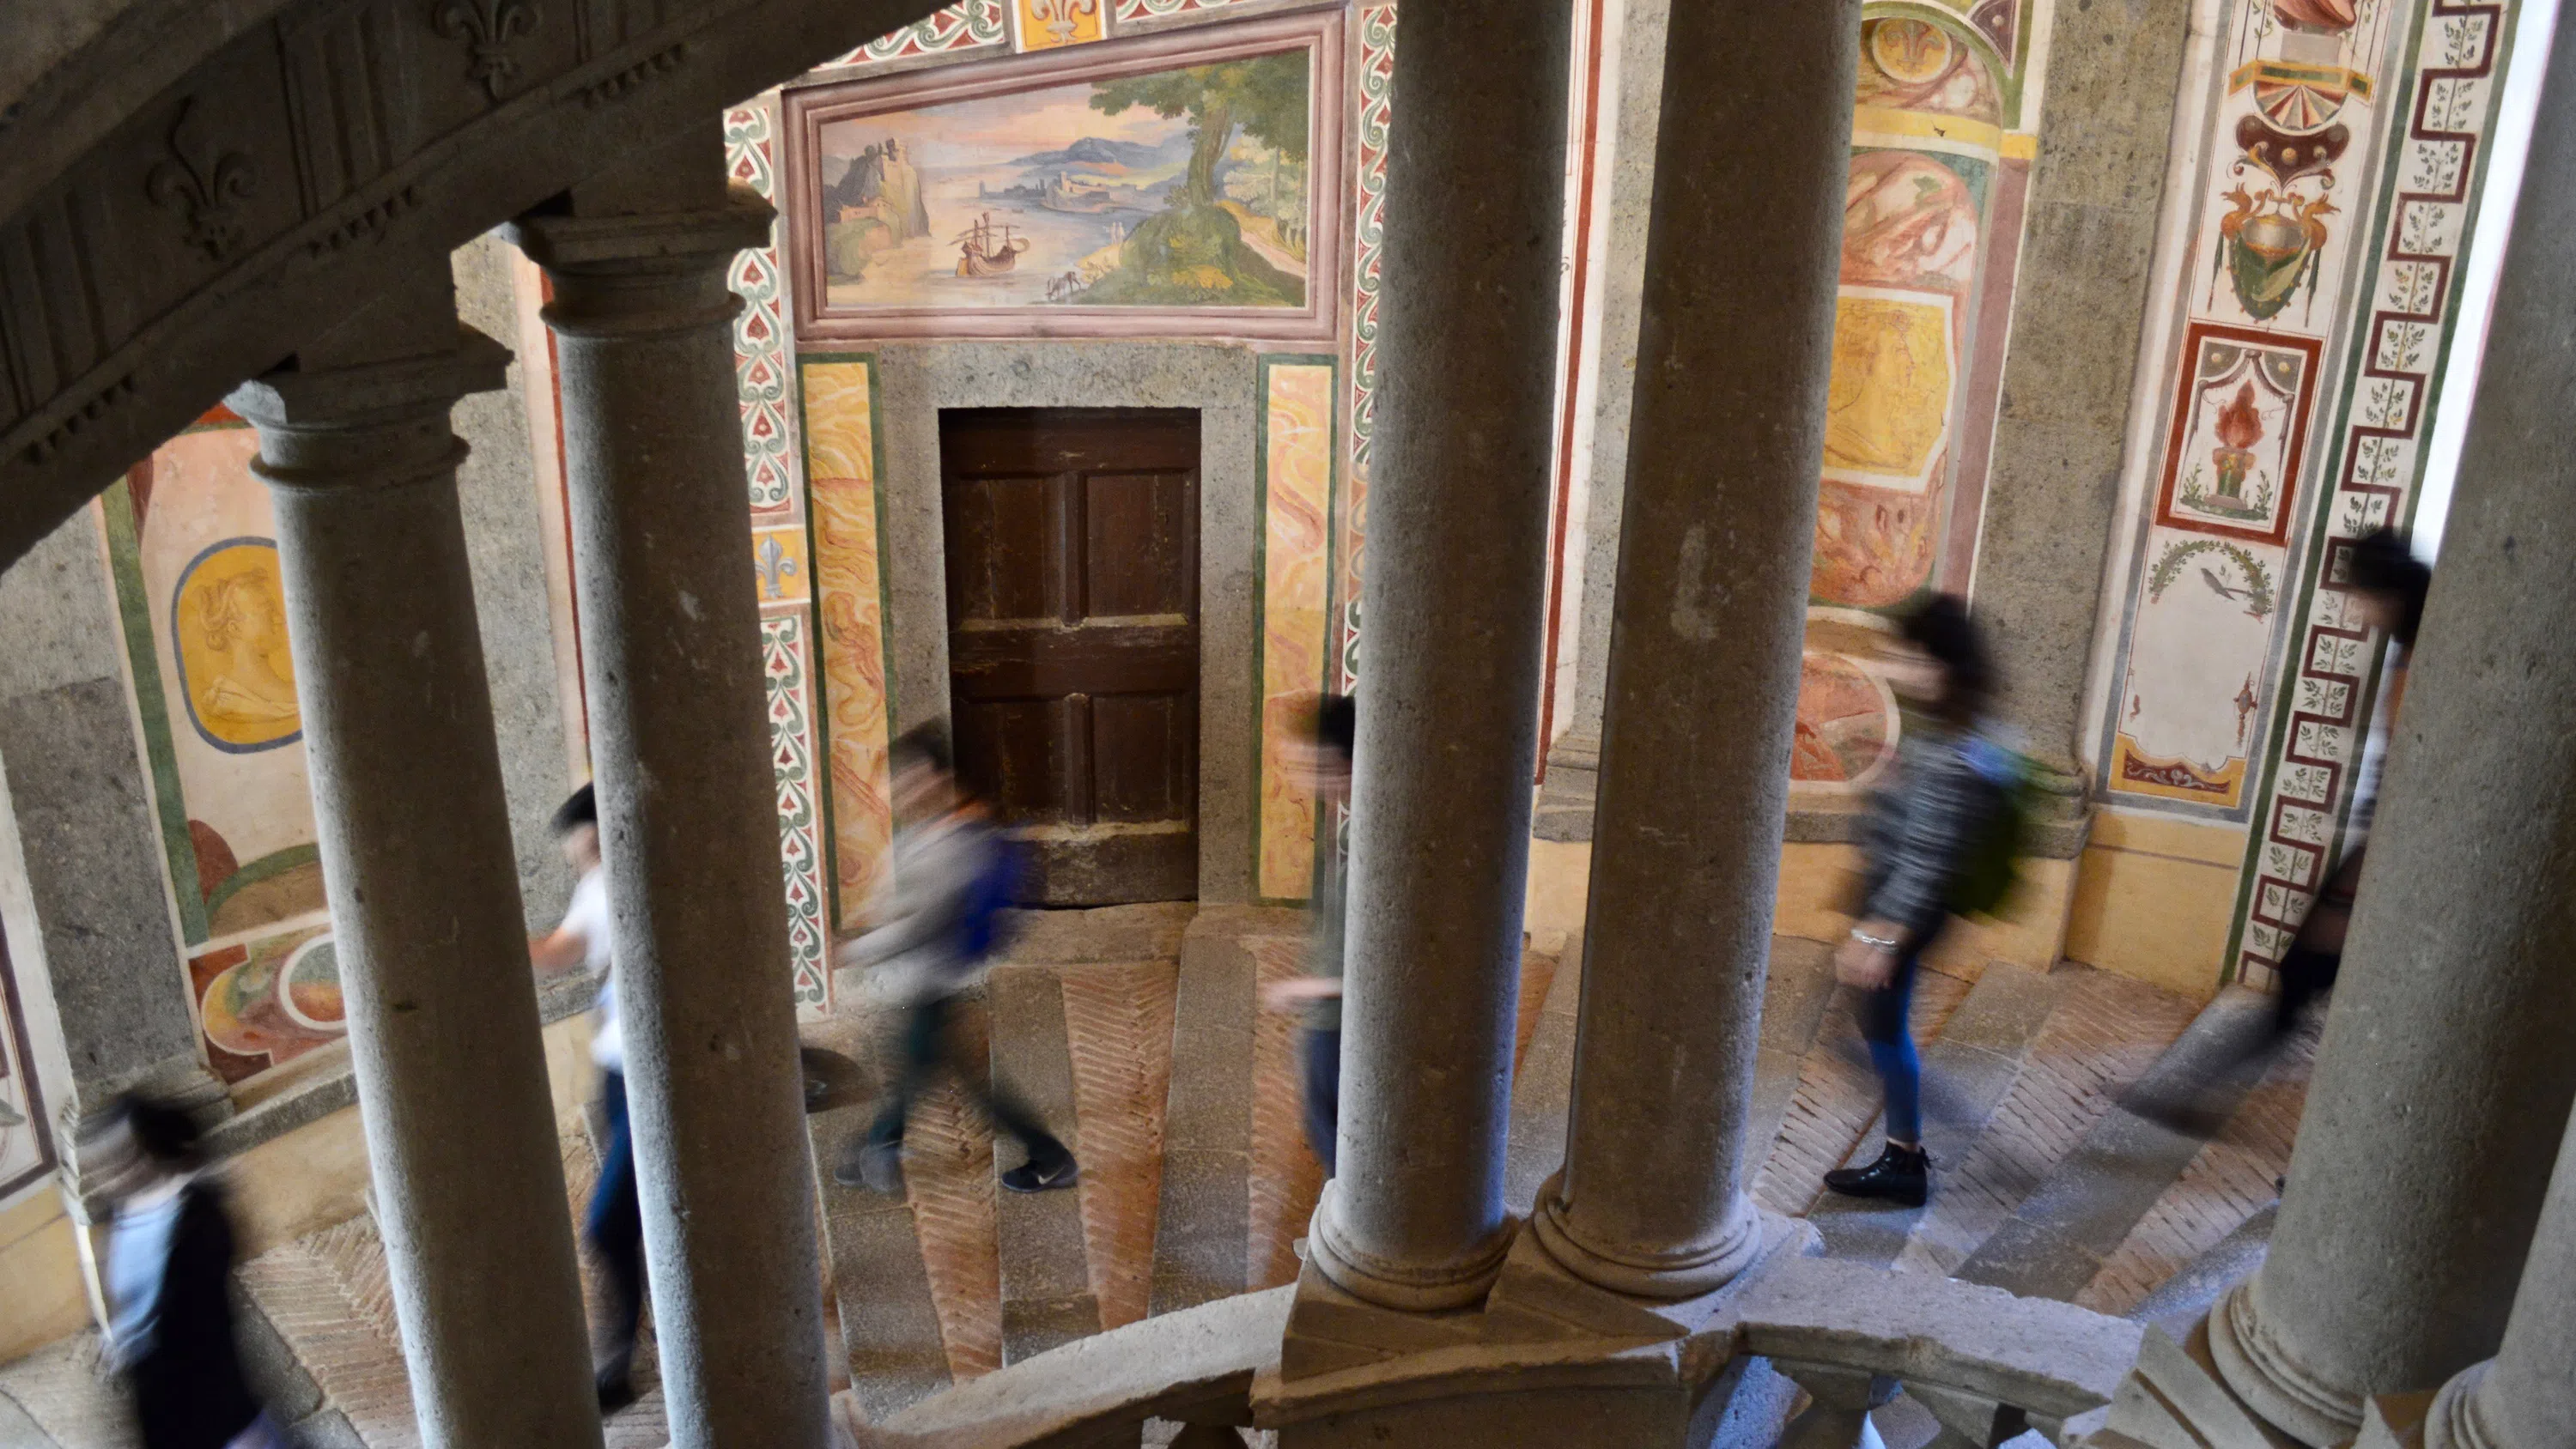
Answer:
[
  {"xmin": 95, "ymin": 1094, "xmax": 284, "ymax": 1449},
  {"xmin": 831, "ymin": 722, "xmax": 1077, "ymax": 1196},
  {"xmin": 1825, "ymin": 595, "xmax": 2018, "ymax": 1209}
]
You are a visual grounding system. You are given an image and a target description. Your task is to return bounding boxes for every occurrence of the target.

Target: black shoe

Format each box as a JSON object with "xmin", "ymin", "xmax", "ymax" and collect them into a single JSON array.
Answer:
[
  {"xmin": 1823, "ymin": 1142, "xmax": 1929, "ymax": 1207},
  {"xmin": 596, "ymin": 1371, "xmax": 638, "ymax": 1416},
  {"xmin": 1000, "ymin": 1155, "xmax": 1078, "ymax": 1193}
]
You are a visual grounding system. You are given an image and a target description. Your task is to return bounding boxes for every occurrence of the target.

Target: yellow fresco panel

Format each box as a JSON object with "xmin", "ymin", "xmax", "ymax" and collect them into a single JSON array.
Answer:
[
  {"xmin": 173, "ymin": 541, "xmax": 301, "ymax": 750},
  {"xmin": 1823, "ymin": 293, "xmax": 1953, "ymax": 484},
  {"xmin": 800, "ymin": 361, "xmax": 896, "ymax": 926},
  {"xmin": 751, "ymin": 526, "xmax": 812, "ymax": 604},
  {"xmin": 1258, "ymin": 363, "xmax": 1334, "ymax": 900}
]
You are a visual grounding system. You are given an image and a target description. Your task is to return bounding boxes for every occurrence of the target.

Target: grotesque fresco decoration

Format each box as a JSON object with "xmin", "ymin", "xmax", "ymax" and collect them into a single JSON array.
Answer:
[
  {"xmin": 1795, "ymin": 12, "xmax": 2016, "ymax": 788},
  {"xmin": 2104, "ymin": 0, "xmax": 2403, "ymax": 822},
  {"xmin": 790, "ymin": 11, "xmax": 1342, "ymax": 341},
  {"xmin": 102, "ymin": 416, "xmax": 344, "ymax": 1083}
]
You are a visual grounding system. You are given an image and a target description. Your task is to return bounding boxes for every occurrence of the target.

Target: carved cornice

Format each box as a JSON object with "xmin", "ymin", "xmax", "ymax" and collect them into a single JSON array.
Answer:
[{"xmin": 0, "ymin": 0, "xmax": 949, "ymax": 566}]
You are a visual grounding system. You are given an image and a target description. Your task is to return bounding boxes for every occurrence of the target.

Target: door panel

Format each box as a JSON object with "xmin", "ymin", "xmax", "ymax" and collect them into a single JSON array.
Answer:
[{"xmin": 940, "ymin": 409, "xmax": 1200, "ymax": 905}]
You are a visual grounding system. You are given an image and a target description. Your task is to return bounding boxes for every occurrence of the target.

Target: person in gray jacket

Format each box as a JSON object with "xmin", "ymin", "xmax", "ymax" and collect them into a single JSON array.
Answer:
[
  {"xmin": 832, "ymin": 723, "xmax": 1077, "ymax": 1196},
  {"xmin": 1825, "ymin": 596, "xmax": 2008, "ymax": 1209}
]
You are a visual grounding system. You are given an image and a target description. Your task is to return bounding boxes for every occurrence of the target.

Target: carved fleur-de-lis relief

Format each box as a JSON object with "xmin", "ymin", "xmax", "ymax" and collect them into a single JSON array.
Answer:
[
  {"xmin": 145, "ymin": 100, "xmax": 258, "ymax": 263},
  {"xmin": 433, "ymin": 0, "xmax": 542, "ymax": 101}
]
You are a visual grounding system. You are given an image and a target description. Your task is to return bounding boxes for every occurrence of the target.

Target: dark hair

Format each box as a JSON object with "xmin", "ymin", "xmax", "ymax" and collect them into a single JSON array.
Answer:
[
  {"xmin": 552, "ymin": 783, "xmax": 598, "ymax": 835},
  {"xmin": 2344, "ymin": 528, "xmax": 2431, "ymax": 647},
  {"xmin": 891, "ymin": 721, "xmax": 954, "ymax": 778},
  {"xmin": 1311, "ymin": 694, "xmax": 1356, "ymax": 765},
  {"xmin": 113, "ymin": 1094, "xmax": 203, "ymax": 1172},
  {"xmin": 1897, "ymin": 594, "xmax": 1996, "ymax": 724}
]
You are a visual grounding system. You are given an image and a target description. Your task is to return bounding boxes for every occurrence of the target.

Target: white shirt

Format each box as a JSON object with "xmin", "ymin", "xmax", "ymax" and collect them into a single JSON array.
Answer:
[{"xmin": 562, "ymin": 869, "xmax": 623, "ymax": 1071}]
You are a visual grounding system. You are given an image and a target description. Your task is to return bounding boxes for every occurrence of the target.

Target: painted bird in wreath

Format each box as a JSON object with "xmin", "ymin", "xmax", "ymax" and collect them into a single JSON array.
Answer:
[{"xmin": 2201, "ymin": 566, "xmax": 2257, "ymax": 604}]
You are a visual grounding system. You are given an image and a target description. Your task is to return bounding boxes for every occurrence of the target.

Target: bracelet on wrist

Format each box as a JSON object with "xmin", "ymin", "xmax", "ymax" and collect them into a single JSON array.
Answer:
[{"xmin": 1850, "ymin": 928, "xmax": 1899, "ymax": 951}]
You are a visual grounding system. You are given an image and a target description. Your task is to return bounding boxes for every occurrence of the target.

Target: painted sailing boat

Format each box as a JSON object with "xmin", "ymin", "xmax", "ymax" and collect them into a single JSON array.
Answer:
[{"xmin": 954, "ymin": 212, "xmax": 1030, "ymax": 278}]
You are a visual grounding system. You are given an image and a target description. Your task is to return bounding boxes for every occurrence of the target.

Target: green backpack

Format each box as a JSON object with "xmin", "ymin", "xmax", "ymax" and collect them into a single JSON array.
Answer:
[{"xmin": 1947, "ymin": 736, "xmax": 2033, "ymax": 919}]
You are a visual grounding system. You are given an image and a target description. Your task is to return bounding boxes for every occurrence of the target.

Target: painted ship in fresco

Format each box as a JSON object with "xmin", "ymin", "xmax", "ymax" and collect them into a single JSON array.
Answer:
[{"xmin": 954, "ymin": 213, "xmax": 1030, "ymax": 278}]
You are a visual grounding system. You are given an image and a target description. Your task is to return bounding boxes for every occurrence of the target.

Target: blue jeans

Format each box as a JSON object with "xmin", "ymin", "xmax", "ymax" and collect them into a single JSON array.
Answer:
[
  {"xmin": 1856, "ymin": 926, "xmax": 1942, "ymax": 1146},
  {"xmin": 1302, "ymin": 1028, "xmax": 1340, "ymax": 1175},
  {"xmin": 585, "ymin": 1070, "xmax": 644, "ymax": 1381}
]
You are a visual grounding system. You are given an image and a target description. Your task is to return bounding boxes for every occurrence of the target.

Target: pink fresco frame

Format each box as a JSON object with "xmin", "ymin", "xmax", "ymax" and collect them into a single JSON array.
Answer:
[{"xmin": 785, "ymin": 8, "xmax": 1346, "ymax": 343}]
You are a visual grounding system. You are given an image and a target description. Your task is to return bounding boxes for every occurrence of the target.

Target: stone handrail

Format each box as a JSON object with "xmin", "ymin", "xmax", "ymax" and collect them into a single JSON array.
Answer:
[{"xmin": 829, "ymin": 1257, "xmax": 2144, "ymax": 1448}]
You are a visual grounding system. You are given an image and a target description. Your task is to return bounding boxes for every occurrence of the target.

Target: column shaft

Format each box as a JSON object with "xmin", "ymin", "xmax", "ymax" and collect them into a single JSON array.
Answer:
[
  {"xmin": 1531, "ymin": 0, "xmax": 1858, "ymax": 1299},
  {"xmin": 2208, "ymin": 11, "xmax": 2576, "ymax": 1437},
  {"xmin": 1305, "ymin": 0, "xmax": 1574, "ymax": 1312},
  {"xmin": 2399, "ymin": 21, "xmax": 2576, "ymax": 1449},
  {"xmin": 228, "ymin": 300, "xmax": 600, "ymax": 1449},
  {"xmin": 509, "ymin": 172, "xmax": 830, "ymax": 1449}
]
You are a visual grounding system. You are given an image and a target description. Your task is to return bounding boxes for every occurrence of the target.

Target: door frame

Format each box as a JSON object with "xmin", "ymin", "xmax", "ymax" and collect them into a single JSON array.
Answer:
[{"xmin": 873, "ymin": 341, "xmax": 1261, "ymax": 903}]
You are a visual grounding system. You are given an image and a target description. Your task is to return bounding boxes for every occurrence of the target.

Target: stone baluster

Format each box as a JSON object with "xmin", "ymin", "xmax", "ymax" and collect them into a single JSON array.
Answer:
[
  {"xmin": 506, "ymin": 125, "xmax": 831, "ymax": 1449},
  {"xmin": 226, "ymin": 273, "xmax": 602, "ymax": 1449},
  {"xmin": 1530, "ymin": 0, "xmax": 1858, "ymax": 1298},
  {"xmin": 1301, "ymin": 0, "xmax": 1574, "ymax": 1311},
  {"xmin": 2195, "ymin": 11, "xmax": 2576, "ymax": 1440}
]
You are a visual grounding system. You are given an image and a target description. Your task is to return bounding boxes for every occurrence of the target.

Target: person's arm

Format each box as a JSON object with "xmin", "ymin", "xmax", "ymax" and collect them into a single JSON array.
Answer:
[
  {"xmin": 1839, "ymin": 748, "xmax": 1980, "ymax": 987},
  {"xmin": 1261, "ymin": 976, "xmax": 1342, "ymax": 1011},
  {"xmin": 531, "ymin": 925, "xmax": 587, "ymax": 973}
]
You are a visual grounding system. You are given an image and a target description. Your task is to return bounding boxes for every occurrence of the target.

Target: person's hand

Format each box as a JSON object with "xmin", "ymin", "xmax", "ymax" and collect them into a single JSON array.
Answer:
[
  {"xmin": 1261, "ymin": 977, "xmax": 1342, "ymax": 1013},
  {"xmin": 1834, "ymin": 921, "xmax": 1901, "ymax": 990}
]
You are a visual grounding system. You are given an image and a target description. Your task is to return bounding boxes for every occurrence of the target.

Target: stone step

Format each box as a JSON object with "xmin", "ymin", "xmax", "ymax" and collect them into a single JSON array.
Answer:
[
  {"xmin": 1503, "ymin": 936, "xmax": 1583, "ymax": 1213},
  {"xmin": 1751, "ymin": 959, "xmax": 1982, "ymax": 1218},
  {"xmin": 987, "ymin": 965, "xmax": 1099, "ymax": 1364},
  {"xmin": 1887, "ymin": 966, "xmax": 2202, "ymax": 1280},
  {"xmin": 1956, "ymin": 990, "xmax": 2279, "ymax": 1300},
  {"xmin": 1807, "ymin": 958, "xmax": 2069, "ymax": 1265}
]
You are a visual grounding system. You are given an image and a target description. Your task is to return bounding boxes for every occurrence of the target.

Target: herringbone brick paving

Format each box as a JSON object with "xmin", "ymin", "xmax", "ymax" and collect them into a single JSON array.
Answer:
[
  {"xmin": 1246, "ymin": 935, "xmax": 1326, "ymax": 1294},
  {"xmin": 1895, "ymin": 967, "xmax": 2201, "ymax": 1277},
  {"xmin": 1060, "ymin": 958, "xmax": 1180, "ymax": 1330},
  {"xmin": 2075, "ymin": 1027, "xmax": 2316, "ymax": 1316},
  {"xmin": 1753, "ymin": 966, "xmax": 1974, "ymax": 1216}
]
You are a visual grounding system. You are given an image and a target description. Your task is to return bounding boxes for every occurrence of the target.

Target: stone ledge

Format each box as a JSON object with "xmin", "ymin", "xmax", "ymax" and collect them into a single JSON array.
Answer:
[
  {"xmin": 200, "ymin": 968, "xmax": 599, "ymax": 1162},
  {"xmin": 1535, "ymin": 792, "xmax": 2096, "ymax": 859}
]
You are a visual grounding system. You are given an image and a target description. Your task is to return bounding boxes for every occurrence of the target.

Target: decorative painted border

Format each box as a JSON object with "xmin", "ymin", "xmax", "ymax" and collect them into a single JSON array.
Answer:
[
  {"xmin": 0, "ymin": 936, "xmax": 58, "ymax": 1203},
  {"xmin": 1339, "ymin": 2, "xmax": 1394, "ymax": 694},
  {"xmin": 1116, "ymin": 0, "xmax": 1236, "ymax": 20},
  {"xmin": 2150, "ymin": 322, "xmax": 2324, "ymax": 548},
  {"xmin": 1253, "ymin": 355, "xmax": 1339, "ymax": 904},
  {"xmin": 2227, "ymin": 0, "xmax": 2518, "ymax": 985},
  {"xmin": 100, "ymin": 476, "xmax": 215, "ymax": 946},
  {"xmin": 762, "ymin": 613, "xmax": 830, "ymax": 1010},
  {"xmin": 782, "ymin": 8, "xmax": 1347, "ymax": 343},
  {"xmin": 726, "ymin": 100, "xmax": 802, "ymax": 516},
  {"xmin": 837, "ymin": 1, "xmax": 1010, "ymax": 66}
]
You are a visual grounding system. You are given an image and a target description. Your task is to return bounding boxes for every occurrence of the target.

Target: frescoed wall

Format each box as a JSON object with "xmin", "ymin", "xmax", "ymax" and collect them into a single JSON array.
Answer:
[
  {"xmin": 2086, "ymin": 0, "xmax": 2531, "ymax": 989},
  {"xmin": 100, "ymin": 415, "xmax": 345, "ymax": 1085},
  {"xmin": 1792, "ymin": 3, "xmax": 2046, "ymax": 794},
  {"xmin": 1255, "ymin": 358, "xmax": 1337, "ymax": 900}
]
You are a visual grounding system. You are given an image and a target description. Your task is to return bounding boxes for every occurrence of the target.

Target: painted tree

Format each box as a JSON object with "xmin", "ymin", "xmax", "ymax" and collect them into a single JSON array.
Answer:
[{"xmin": 1091, "ymin": 52, "xmax": 1308, "ymax": 209}]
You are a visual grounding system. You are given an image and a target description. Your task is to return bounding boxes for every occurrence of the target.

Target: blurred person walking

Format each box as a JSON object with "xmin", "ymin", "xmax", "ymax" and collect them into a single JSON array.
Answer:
[
  {"xmin": 832, "ymin": 723, "xmax": 1078, "ymax": 1197},
  {"xmin": 1825, "ymin": 597, "xmax": 2018, "ymax": 1208},
  {"xmin": 1260, "ymin": 694, "xmax": 1356, "ymax": 1174},
  {"xmin": 530, "ymin": 783, "xmax": 645, "ymax": 1414},
  {"xmin": 98, "ymin": 1094, "xmax": 283, "ymax": 1449}
]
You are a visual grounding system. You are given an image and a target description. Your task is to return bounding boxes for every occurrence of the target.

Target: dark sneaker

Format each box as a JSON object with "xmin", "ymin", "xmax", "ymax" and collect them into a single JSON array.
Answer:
[
  {"xmin": 1823, "ymin": 1142, "xmax": 1930, "ymax": 1208},
  {"xmin": 1000, "ymin": 1155, "xmax": 1079, "ymax": 1193},
  {"xmin": 833, "ymin": 1140, "xmax": 904, "ymax": 1194},
  {"xmin": 596, "ymin": 1372, "xmax": 638, "ymax": 1416}
]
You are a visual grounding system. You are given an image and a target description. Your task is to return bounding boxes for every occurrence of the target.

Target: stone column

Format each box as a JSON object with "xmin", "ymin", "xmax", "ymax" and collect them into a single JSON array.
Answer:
[
  {"xmin": 1303, "ymin": 0, "xmax": 1573, "ymax": 1312},
  {"xmin": 506, "ymin": 127, "xmax": 831, "ymax": 1449},
  {"xmin": 225, "ymin": 274, "xmax": 601, "ymax": 1449},
  {"xmin": 2424, "ymin": 1098, "xmax": 2576, "ymax": 1449},
  {"xmin": 2205, "ymin": 16, "xmax": 2576, "ymax": 1437},
  {"xmin": 1529, "ymin": 0, "xmax": 1857, "ymax": 1299}
]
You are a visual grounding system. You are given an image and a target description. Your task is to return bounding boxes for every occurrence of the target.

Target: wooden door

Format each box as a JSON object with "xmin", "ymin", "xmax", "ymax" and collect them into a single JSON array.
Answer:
[{"xmin": 940, "ymin": 409, "xmax": 1200, "ymax": 905}]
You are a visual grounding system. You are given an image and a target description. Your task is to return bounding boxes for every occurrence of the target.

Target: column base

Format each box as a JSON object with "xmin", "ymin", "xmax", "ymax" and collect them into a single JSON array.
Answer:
[
  {"xmin": 1528, "ymin": 1170, "xmax": 1763, "ymax": 1300},
  {"xmin": 2422, "ymin": 1361, "xmax": 2501, "ymax": 1449},
  {"xmin": 1306, "ymin": 1179, "xmax": 1518, "ymax": 1313},
  {"xmin": 2208, "ymin": 1278, "xmax": 2367, "ymax": 1446}
]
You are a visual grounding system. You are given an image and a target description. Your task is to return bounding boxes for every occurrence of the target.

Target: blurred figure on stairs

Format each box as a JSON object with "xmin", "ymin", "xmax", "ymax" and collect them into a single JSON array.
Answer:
[
  {"xmin": 95, "ymin": 1094, "xmax": 283, "ymax": 1449},
  {"xmin": 831, "ymin": 723, "xmax": 1079, "ymax": 1197},
  {"xmin": 1826, "ymin": 597, "xmax": 2014, "ymax": 1210},
  {"xmin": 1261, "ymin": 693, "xmax": 1356, "ymax": 1174},
  {"xmin": 531, "ymin": 783, "xmax": 647, "ymax": 1415}
]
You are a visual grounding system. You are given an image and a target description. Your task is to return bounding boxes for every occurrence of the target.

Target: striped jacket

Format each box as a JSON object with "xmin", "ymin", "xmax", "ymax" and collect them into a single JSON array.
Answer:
[{"xmin": 1859, "ymin": 724, "xmax": 2006, "ymax": 934}]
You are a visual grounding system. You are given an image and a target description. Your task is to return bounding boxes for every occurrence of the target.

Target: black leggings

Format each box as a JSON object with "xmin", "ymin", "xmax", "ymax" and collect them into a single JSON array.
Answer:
[{"xmin": 868, "ymin": 994, "xmax": 1069, "ymax": 1168}]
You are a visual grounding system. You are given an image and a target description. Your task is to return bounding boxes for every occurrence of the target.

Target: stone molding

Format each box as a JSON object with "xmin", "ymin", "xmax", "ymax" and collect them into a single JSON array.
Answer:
[
  {"xmin": 1304, "ymin": 1178, "xmax": 1519, "ymax": 1313},
  {"xmin": 1528, "ymin": 1167, "xmax": 1763, "ymax": 1301}
]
